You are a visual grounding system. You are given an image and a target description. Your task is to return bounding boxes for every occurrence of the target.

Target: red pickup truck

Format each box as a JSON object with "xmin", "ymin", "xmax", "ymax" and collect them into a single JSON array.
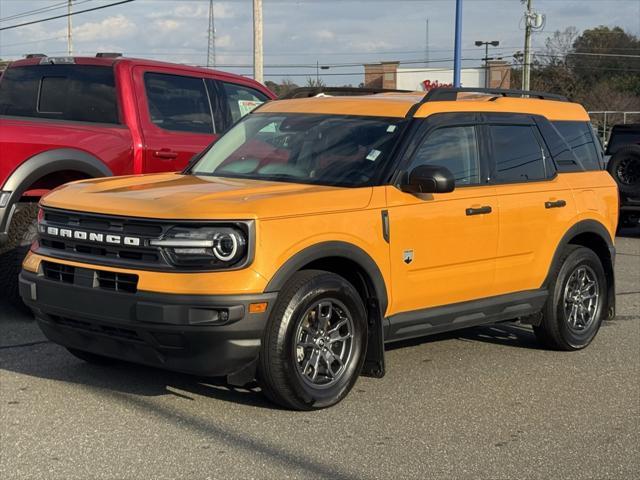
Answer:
[{"xmin": 0, "ymin": 54, "xmax": 275, "ymax": 303}]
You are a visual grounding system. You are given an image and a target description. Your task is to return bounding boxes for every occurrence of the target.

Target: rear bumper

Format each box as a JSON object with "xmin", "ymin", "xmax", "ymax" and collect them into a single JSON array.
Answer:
[{"xmin": 19, "ymin": 270, "xmax": 276, "ymax": 378}]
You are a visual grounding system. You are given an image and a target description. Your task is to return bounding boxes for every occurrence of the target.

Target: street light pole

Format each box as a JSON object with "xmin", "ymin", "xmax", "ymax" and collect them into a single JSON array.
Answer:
[
  {"xmin": 475, "ymin": 40, "xmax": 499, "ymax": 88},
  {"xmin": 453, "ymin": 0, "xmax": 463, "ymax": 87}
]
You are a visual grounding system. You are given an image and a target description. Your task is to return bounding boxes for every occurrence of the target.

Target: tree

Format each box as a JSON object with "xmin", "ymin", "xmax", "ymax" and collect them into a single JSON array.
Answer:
[
  {"xmin": 569, "ymin": 26, "xmax": 640, "ymax": 90},
  {"xmin": 264, "ymin": 78, "xmax": 300, "ymax": 98},
  {"xmin": 513, "ymin": 25, "xmax": 640, "ymax": 111}
]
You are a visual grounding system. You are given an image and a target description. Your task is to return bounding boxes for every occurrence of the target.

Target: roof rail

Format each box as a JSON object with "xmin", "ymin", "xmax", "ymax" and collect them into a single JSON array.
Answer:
[
  {"xmin": 424, "ymin": 87, "xmax": 568, "ymax": 102},
  {"xmin": 96, "ymin": 52, "xmax": 122, "ymax": 58},
  {"xmin": 25, "ymin": 53, "xmax": 46, "ymax": 59},
  {"xmin": 281, "ymin": 86, "xmax": 412, "ymax": 99}
]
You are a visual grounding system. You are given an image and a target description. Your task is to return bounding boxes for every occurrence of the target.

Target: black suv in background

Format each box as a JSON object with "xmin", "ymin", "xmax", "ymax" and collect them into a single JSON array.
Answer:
[{"xmin": 606, "ymin": 124, "xmax": 640, "ymax": 228}]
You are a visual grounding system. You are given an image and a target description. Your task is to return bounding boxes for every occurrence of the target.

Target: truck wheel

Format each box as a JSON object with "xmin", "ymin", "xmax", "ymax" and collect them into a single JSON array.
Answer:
[
  {"xmin": 0, "ymin": 203, "xmax": 39, "ymax": 306},
  {"xmin": 534, "ymin": 246, "xmax": 607, "ymax": 350},
  {"xmin": 258, "ymin": 270, "xmax": 367, "ymax": 410},
  {"xmin": 607, "ymin": 145, "xmax": 640, "ymax": 197},
  {"xmin": 67, "ymin": 348, "xmax": 118, "ymax": 365}
]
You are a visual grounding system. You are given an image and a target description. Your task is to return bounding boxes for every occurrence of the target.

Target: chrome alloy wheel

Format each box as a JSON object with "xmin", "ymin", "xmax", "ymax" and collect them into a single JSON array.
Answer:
[
  {"xmin": 563, "ymin": 265, "xmax": 600, "ymax": 332},
  {"xmin": 294, "ymin": 299, "xmax": 354, "ymax": 388}
]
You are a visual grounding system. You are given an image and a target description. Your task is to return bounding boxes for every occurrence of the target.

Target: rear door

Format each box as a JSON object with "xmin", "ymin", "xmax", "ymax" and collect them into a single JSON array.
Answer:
[
  {"xmin": 134, "ymin": 67, "xmax": 219, "ymax": 172},
  {"xmin": 486, "ymin": 115, "xmax": 577, "ymax": 294}
]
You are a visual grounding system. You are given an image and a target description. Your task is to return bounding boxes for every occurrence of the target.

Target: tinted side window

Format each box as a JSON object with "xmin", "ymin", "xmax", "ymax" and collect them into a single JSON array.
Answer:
[
  {"xmin": 490, "ymin": 125, "xmax": 546, "ymax": 182},
  {"xmin": 144, "ymin": 73, "xmax": 213, "ymax": 134},
  {"xmin": 222, "ymin": 82, "xmax": 268, "ymax": 124},
  {"xmin": 0, "ymin": 65, "xmax": 118, "ymax": 123},
  {"xmin": 553, "ymin": 121, "xmax": 601, "ymax": 170},
  {"xmin": 408, "ymin": 125, "xmax": 481, "ymax": 185}
]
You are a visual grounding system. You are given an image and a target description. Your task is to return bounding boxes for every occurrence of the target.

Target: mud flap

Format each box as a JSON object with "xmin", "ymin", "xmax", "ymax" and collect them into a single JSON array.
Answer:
[{"xmin": 361, "ymin": 298, "xmax": 385, "ymax": 378}]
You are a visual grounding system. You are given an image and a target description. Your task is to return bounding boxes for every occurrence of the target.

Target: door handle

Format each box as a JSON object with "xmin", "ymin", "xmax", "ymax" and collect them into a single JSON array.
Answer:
[
  {"xmin": 545, "ymin": 199, "xmax": 566, "ymax": 209},
  {"xmin": 153, "ymin": 149, "xmax": 178, "ymax": 159},
  {"xmin": 466, "ymin": 205, "xmax": 492, "ymax": 216}
]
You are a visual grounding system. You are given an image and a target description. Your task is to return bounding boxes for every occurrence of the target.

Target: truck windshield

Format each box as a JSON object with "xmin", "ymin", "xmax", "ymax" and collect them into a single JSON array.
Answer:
[{"xmin": 190, "ymin": 113, "xmax": 407, "ymax": 187}]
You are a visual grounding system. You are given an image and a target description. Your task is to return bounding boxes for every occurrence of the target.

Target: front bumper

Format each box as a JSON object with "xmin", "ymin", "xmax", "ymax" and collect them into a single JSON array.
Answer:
[{"xmin": 19, "ymin": 270, "xmax": 276, "ymax": 379}]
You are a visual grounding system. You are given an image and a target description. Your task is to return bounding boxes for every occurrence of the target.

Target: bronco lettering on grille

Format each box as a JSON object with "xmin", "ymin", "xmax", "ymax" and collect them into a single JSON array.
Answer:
[{"xmin": 41, "ymin": 225, "xmax": 141, "ymax": 247}]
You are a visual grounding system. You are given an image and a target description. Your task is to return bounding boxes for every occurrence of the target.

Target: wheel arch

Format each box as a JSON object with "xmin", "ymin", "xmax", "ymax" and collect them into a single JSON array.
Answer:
[
  {"xmin": 264, "ymin": 241, "xmax": 388, "ymax": 377},
  {"xmin": 544, "ymin": 219, "xmax": 616, "ymax": 319},
  {"xmin": 1, "ymin": 148, "xmax": 112, "ymax": 235}
]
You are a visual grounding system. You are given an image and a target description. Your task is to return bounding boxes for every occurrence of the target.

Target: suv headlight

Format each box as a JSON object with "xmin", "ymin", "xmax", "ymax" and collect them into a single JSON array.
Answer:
[{"xmin": 150, "ymin": 226, "xmax": 248, "ymax": 268}]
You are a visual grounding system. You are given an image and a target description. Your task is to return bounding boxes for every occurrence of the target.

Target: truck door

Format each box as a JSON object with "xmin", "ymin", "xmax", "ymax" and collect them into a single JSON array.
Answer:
[{"xmin": 133, "ymin": 67, "xmax": 220, "ymax": 172}]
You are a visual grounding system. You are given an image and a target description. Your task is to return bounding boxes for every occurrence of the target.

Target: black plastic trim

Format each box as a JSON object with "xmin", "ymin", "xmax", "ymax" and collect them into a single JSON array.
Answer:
[
  {"xmin": 19, "ymin": 270, "xmax": 276, "ymax": 377},
  {"xmin": 542, "ymin": 219, "xmax": 616, "ymax": 319},
  {"xmin": 264, "ymin": 241, "xmax": 389, "ymax": 317},
  {"xmin": 385, "ymin": 289, "xmax": 548, "ymax": 343}
]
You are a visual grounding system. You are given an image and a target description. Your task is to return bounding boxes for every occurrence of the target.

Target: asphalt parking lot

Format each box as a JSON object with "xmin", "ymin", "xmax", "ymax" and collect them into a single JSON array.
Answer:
[{"xmin": 1, "ymin": 231, "xmax": 638, "ymax": 480}]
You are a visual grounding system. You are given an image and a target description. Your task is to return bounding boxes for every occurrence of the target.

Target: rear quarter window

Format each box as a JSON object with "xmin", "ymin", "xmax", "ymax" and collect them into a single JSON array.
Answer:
[
  {"xmin": 553, "ymin": 121, "xmax": 602, "ymax": 170},
  {"xmin": 0, "ymin": 65, "xmax": 119, "ymax": 124}
]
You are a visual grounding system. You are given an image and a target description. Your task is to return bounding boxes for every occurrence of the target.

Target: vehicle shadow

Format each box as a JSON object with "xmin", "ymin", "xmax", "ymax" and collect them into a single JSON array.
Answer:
[
  {"xmin": 1, "ymin": 321, "xmax": 542, "ymax": 414},
  {"xmin": 385, "ymin": 321, "xmax": 542, "ymax": 352}
]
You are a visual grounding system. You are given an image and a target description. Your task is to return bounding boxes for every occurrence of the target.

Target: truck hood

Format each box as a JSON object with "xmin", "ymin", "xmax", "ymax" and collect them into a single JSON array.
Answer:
[{"xmin": 42, "ymin": 173, "xmax": 373, "ymax": 220}]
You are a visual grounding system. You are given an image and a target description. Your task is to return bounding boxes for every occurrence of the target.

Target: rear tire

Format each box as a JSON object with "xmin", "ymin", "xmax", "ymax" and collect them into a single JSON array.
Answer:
[
  {"xmin": 0, "ymin": 203, "xmax": 39, "ymax": 307},
  {"xmin": 67, "ymin": 348, "xmax": 118, "ymax": 366},
  {"xmin": 534, "ymin": 246, "xmax": 607, "ymax": 350},
  {"xmin": 607, "ymin": 145, "xmax": 640, "ymax": 197},
  {"xmin": 258, "ymin": 270, "xmax": 367, "ymax": 410}
]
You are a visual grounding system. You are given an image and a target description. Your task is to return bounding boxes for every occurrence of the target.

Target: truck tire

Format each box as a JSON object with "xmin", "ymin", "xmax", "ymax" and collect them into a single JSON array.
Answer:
[
  {"xmin": 0, "ymin": 203, "xmax": 39, "ymax": 306},
  {"xmin": 534, "ymin": 246, "xmax": 607, "ymax": 350},
  {"xmin": 607, "ymin": 145, "xmax": 640, "ymax": 197},
  {"xmin": 258, "ymin": 270, "xmax": 367, "ymax": 410}
]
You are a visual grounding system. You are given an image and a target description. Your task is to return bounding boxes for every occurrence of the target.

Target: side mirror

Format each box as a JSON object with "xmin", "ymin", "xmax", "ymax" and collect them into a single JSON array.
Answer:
[{"xmin": 400, "ymin": 165, "xmax": 455, "ymax": 194}]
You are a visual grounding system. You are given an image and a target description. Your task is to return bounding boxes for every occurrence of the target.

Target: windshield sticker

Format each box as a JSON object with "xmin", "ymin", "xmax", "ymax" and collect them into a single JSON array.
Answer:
[
  {"xmin": 238, "ymin": 100, "xmax": 263, "ymax": 117},
  {"xmin": 386, "ymin": 125, "xmax": 397, "ymax": 133},
  {"xmin": 366, "ymin": 149, "xmax": 382, "ymax": 161}
]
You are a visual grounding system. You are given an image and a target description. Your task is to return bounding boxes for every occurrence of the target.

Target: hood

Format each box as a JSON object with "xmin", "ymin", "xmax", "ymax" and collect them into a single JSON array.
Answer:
[{"xmin": 42, "ymin": 173, "xmax": 373, "ymax": 220}]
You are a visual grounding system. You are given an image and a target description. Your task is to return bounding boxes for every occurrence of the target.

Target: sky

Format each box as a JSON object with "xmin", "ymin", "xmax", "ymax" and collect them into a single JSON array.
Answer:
[{"xmin": 1, "ymin": 0, "xmax": 639, "ymax": 86}]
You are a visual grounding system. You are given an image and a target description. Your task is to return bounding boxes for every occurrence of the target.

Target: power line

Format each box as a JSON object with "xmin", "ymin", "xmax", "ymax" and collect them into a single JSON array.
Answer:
[{"xmin": 0, "ymin": 0, "xmax": 135, "ymax": 32}]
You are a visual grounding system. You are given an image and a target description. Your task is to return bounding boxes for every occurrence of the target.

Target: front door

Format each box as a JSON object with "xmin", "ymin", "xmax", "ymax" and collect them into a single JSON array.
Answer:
[{"xmin": 386, "ymin": 120, "xmax": 499, "ymax": 317}]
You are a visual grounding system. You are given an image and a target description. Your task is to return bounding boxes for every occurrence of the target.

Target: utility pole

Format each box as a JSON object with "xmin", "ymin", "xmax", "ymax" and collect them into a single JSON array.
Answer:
[
  {"xmin": 67, "ymin": 0, "xmax": 73, "ymax": 56},
  {"xmin": 207, "ymin": 0, "xmax": 216, "ymax": 68},
  {"xmin": 522, "ymin": 0, "xmax": 533, "ymax": 91},
  {"xmin": 453, "ymin": 0, "xmax": 463, "ymax": 87},
  {"xmin": 253, "ymin": 0, "xmax": 263, "ymax": 83},
  {"xmin": 425, "ymin": 18, "xmax": 429, "ymax": 67}
]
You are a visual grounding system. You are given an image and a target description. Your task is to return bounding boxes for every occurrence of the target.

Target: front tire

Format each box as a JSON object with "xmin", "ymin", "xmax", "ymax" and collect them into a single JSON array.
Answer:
[
  {"xmin": 534, "ymin": 246, "xmax": 607, "ymax": 350},
  {"xmin": 258, "ymin": 270, "xmax": 367, "ymax": 410},
  {"xmin": 0, "ymin": 203, "xmax": 39, "ymax": 307}
]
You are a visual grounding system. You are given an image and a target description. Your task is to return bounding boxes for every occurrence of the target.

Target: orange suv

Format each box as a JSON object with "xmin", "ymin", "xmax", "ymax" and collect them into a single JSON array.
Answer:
[{"xmin": 20, "ymin": 88, "xmax": 618, "ymax": 410}]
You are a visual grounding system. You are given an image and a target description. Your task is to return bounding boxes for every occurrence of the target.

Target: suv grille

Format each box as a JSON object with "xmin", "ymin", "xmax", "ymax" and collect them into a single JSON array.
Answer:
[
  {"xmin": 42, "ymin": 261, "xmax": 138, "ymax": 293},
  {"xmin": 37, "ymin": 208, "xmax": 169, "ymax": 269}
]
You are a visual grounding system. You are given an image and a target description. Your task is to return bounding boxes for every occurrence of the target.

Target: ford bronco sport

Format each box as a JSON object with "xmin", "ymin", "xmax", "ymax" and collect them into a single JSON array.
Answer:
[
  {"xmin": 20, "ymin": 87, "xmax": 618, "ymax": 410},
  {"xmin": 0, "ymin": 54, "xmax": 274, "ymax": 304}
]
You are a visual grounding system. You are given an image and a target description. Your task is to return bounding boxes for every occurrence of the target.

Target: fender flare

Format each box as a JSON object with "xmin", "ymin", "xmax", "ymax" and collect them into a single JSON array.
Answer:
[
  {"xmin": 264, "ymin": 241, "xmax": 389, "ymax": 318},
  {"xmin": 1, "ymin": 148, "xmax": 112, "ymax": 235},
  {"xmin": 543, "ymin": 219, "xmax": 616, "ymax": 318}
]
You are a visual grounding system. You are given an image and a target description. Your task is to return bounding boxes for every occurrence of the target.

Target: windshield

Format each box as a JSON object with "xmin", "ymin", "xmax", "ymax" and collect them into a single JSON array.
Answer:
[{"xmin": 191, "ymin": 113, "xmax": 407, "ymax": 187}]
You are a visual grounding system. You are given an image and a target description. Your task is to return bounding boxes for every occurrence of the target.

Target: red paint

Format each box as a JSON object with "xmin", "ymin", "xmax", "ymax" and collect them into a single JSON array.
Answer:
[{"xmin": 0, "ymin": 56, "xmax": 276, "ymax": 195}]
